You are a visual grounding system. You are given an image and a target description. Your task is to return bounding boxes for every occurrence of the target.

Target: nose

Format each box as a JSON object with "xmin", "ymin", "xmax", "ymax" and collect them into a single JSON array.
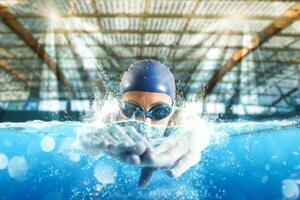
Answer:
[
  {"xmin": 134, "ymin": 116, "xmax": 152, "ymax": 125},
  {"xmin": 142, "ymin": 117, "xmax": 152, "ymax": 125}
]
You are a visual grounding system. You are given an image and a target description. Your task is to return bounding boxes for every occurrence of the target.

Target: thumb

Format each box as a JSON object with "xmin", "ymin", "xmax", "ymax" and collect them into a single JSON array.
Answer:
[{"xmin": 138, "ymin": 167, "xmax": 155, "ymax": 188}]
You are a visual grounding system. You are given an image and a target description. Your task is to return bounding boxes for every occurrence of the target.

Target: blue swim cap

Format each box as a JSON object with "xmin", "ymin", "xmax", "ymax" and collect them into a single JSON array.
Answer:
[{"xmin": 120, "ymin": 59, "xmax": 176, "ymax": 100}]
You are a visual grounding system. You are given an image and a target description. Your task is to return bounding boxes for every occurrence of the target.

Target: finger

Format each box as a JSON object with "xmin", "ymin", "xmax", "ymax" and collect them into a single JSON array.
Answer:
[
  {"xmin": 89, "ymin": 132, "xmax": 107, "ymax": 143},
  {"xmin": 124, "ymin": 142, "xmax": 147, "ymax": 155},
  {"xmin": 125, "ymin": 154, "xmax": 141, "ymax": 165},
  {"xmin": 80, "ymin": 133, "xmax": 107, "ymax": 149},
  {"xmin": 86, "ymin": 128, "xmax": 116, "ymax": 145},
  {"xmin": 140, "ymin": 147, "xmax": 155, "ymax": 166},
  {"xmin": 110, "ymin": 125, "xmax": 135, "ymax": 145},
  {"xmin": 127, "ymin": 127, "xmax": 151, "ymax": 146},
  {"xmin": 151, "ymin": 136, "xmax": 179, "ymax": 155},
  {"xmin": 167, "ymin": 152, "xmax": 201, "ymax": 178},
  {"xmin": 79, "ymin": 134, "xmax": 111, "ymax": 155},
  {"xmin": 138, "ymin": 167, "xmax": 156, "ymax": 188},
  {"xmin": 106, "ymin": 143, "xmax": 143, "ymax": 164},
  {"xmin": 115, "ymin": 143, "xmax": 138, "ymax": 155},
  {"xmin": 115, "ymin": 149, "xmax": 141, "ymax": 165},
  {"xmin": 111, "ymin": 142, "xmax": 146, "ymax": 157},
  {"xmin": 109, "ymin": 125, "xmax": 125, "ymax": 141},
  {"xmin": 102, "ymin": 131, "xmax": 119, "ymax": 146},
  {"xmin": 146, "ymin": 144, "xmax": 188, "ymax": 167},
  {"xmin": 97, "ymin": 139, "xmax": 109, "ymax": 149},
  {"xmin": 105, "ymin": 143, "xmax": 127, "ymax": 159},
  {"xmin": 92, "ymin": 134, "xmax": 115, "ymax": 149}
]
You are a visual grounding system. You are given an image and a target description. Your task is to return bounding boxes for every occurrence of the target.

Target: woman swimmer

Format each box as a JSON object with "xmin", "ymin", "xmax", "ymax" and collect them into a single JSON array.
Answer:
[{"xmin": 79, "ymin": 59, "xmax": 209, "ymax": 187}]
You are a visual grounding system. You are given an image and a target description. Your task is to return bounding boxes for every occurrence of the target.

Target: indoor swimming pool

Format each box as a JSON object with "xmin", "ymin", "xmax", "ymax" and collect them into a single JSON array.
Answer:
[{"xmin": 0, "ymin": 1, "xmax": 300, "ymax": 199}]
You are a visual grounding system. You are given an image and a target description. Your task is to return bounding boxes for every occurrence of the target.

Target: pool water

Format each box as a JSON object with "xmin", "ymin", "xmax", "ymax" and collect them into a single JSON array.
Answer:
[{"xmin": 0, "ymin": 119, "xmax": 299, "ymax": 200}]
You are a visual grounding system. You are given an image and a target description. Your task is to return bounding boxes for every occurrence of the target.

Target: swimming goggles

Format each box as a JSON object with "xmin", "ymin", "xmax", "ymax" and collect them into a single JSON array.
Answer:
[{"xmin": 120, "ymin": 101, "xmax": 173, "ymax": 120}]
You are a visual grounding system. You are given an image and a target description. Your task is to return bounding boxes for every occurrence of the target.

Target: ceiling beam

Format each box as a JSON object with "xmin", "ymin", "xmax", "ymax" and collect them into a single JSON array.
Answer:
[
  {"xmin": 187, "ymin": 90, "xmax": 299, "ymax": 97},
  {"xmin": 3, "ymin": 13, "xmax": 285, "ymax": 21},
  {"xmin": 0, "ymin": 54, "xmax": 299, "ymax": 62},
  {"xmin": 201, "ymin": 3, "xmax": 300, "ymax": 97},
  {"xmin": 4, "ymin": 29, "xmax": 298, "ymax": 38},
  {"xmin": 0, "ymin": 60, "xmax": 31, "ymax": 87},
  {"xmin": 22, "ymin": 73, "xmax": 300, "ymax": 85},
  {"xmin": 2, "ymin": 42, "xmax": 300, "ymax": 53},
  {"xmin": 271, "ymin": 87, "xmax": 298, "ymax": 106},
  {"xmin": 0, "ymin": 5, "xmax": 76, "ymax": 98},
  {"xmin": 1, "ymin": 55, "xmax": 299, "ymax": 71}
]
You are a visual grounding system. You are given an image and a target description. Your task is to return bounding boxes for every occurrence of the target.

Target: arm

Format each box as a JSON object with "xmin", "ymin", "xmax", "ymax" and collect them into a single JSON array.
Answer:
[
  {"xmin": 76, "ymin": 121, "xmax": 152, "ymax": 165},
  {"xmin": 138, "ymin": 105, "xmax": 213, "ymax": 187}
]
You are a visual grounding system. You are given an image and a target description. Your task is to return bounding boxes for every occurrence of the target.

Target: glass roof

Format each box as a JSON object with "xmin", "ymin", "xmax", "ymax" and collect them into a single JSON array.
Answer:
[{"xmin": 0, "ymin": 0, "xmax": 299, "ymax": 117}]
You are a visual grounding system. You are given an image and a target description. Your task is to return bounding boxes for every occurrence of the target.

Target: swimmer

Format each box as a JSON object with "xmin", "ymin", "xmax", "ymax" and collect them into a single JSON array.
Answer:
[{"xmin": 79, "ymin": 59, "xmax": 209, "ymax": 187}]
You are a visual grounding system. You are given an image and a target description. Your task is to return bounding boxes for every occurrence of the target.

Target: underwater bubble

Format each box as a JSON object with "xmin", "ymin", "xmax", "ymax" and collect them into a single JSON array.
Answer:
[
  {"xmin": 8, "ymin": 156, "xmax": 28, "ymax": 181},
  {"xmin": 294, "ymin": 164, "xmax": 300, "ymax": 170},
  {"xmin": 40, "ymin": 136, "xmax": 56, "ymax": 152},
  {"xmin": 93, "ymin": 184, "xmax": 103, "ymax": 192},
  {"xmin": 0, "ymin": 154, "xmax": 8, "ymax": 170},
  {"xmin": 265, "ymin": 164, "xmax": 270, "ymax": 171},
  {"xmin": 94, "ymin": 162, "xmax": 116, "ymax": 185},
  {"xmin": 148, "ymin": 184, "xmax": 199, "ymax": 199},
  {"xmin": 282, "ymin": 179, "xmax": 299, "ymax": 200},
  {"xmin": 261, "ymin": 175, "xmax": 268, "ymax": 184},
  {"xmin": 68, "ymin": 151, "xmax": 81, "ymax": 162}
]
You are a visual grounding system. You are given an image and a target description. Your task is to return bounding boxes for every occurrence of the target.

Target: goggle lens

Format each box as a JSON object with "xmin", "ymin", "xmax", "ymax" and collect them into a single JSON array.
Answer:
[{"xmin": 121, "ymin": 102, "xmax": 172, "ymax": 120}]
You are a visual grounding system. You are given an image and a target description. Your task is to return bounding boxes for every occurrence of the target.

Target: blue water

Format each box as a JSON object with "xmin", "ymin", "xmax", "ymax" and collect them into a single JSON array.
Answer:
[{"xmin": 0, "ymin": 119, "xmax": 299, "ymax": 200}]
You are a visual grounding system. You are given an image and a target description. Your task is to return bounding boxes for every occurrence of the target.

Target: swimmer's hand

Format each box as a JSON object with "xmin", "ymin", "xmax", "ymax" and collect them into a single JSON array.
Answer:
[
  {"xmin": 77, "ymin": 124, "xmax": 151, "ymax": 165},
  {"xmin": 138, "ymin": 113, "xmax": 213, "ymax": 187},
  {"xmin": 137, "ymin": 128, "xmax": 203, "ymax": 187}
]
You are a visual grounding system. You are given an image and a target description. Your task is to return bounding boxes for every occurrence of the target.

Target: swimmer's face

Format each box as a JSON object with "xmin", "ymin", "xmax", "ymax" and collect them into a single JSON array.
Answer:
[{"xmin": 121, "ymin": 91, "xmax": 173, "ymax": 126}]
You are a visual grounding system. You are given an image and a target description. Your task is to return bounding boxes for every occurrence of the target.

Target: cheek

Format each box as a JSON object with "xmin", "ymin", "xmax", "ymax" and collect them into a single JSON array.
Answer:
[{"xmin": 119, "ymin": 111, "xmax": 128, "ymax": 120}]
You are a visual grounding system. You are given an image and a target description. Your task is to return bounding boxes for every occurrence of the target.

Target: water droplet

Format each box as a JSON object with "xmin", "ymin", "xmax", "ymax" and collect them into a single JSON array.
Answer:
[
  {"xmin": 68, "ymin": 151, "xmax": 81, "ymax": 162},
  {"xmin": 40, "ymin": 136, "xmax": 56, "ymax": 152},
  {"xmin": 94, "ymin": 162, "xmax": 116, "ymax": 185},
  {"xmin": 0, "ymin": 154, "xmax": 8, "ymax": 170},
  {"xmin": 8, "ymin": 156, "xmax": 28, "ymax": 181},
  {"xmin": 294, "ymin": 164, "xmax": 300, "ymax": 170},
  {"xmin": 261, "ymin": 175, "xmax": 268, "ymax": 183},
  {"xmin": 265, "ymin": 164, "xmax": 270, "ymax": 171},
  {"xmin": 93, "ymin": 184, "xmax": 103, "ymax": 192},
  {"xmin": 282, "ymin": 179, "xmax": 299, "ymax": 200}
]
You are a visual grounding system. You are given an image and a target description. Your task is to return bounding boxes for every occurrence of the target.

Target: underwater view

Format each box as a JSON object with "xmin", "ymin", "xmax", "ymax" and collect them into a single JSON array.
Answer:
[{"xmin": 0, "ymin": 118, "xmax": 300, "ymax": 200}]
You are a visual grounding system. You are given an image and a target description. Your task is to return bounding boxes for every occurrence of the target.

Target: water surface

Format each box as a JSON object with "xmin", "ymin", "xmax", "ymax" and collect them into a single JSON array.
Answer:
[{"xmin": 0, "ymin": 119, "xmax": 299, "ymax": 199}]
